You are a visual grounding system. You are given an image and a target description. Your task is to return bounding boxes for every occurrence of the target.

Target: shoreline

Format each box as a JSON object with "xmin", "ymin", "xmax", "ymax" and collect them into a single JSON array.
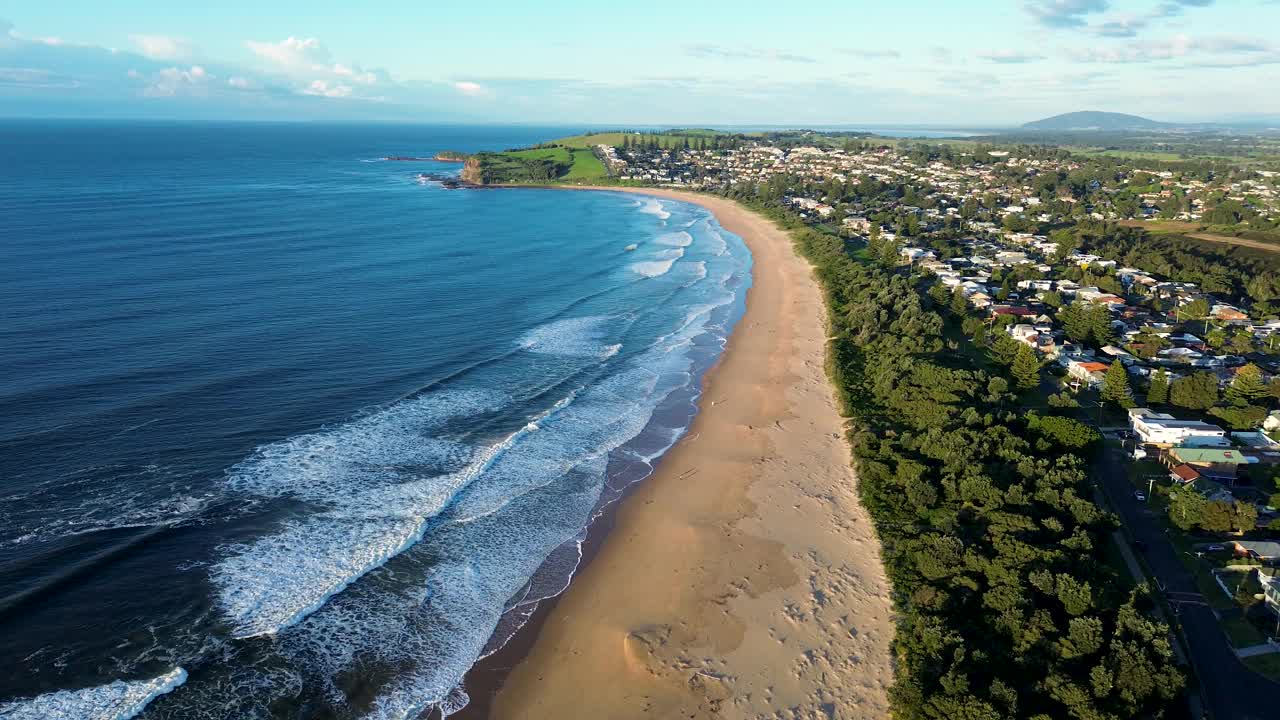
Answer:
[{"xmin": 462, "ymin": 187, "xmax": 894, "ymax": 719}]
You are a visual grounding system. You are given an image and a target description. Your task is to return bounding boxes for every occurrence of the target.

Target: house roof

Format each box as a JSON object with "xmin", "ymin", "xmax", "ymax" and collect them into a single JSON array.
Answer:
[
  {"xmin": 1170, "ymin": 447, "xmax": 1248, "ymax": 465},
  {"xmin": 1075, "ymin": 362, "xmax": 1109, "ymax": 373},
  {"xmin": 1170, "ymin": 464, "xmax": 1200, "ymax": 482},
  {"xmin": 1235, "ymin": 541, "xmax": 1280, "ymax": 558}
]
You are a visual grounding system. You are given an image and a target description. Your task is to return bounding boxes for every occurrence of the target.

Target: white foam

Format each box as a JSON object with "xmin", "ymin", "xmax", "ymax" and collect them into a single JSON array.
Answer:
[
  {"xmin": 211, "ymin": 389, "xmax": 508, "ymax": 638},
  {"xmin": 518, "ymin": 316, "xmax": 619, "ymax": 359},
  {"xmin": 631, "ymin": 259, "xmax": 677, "ymax": 278},
  {"xmin": 684, "ymin": 260, "xmax": 708, "ymax": 282},
  {"xmin": 261, "ymin": 329, "xmax": 725, "ymax": 719},
  {"xmin": 704, "ymin": 225, "xmax": 729, "ymax": 256},
  {"xmin": 2, "ymin": 466, "xmax": 217, "ymax": 549},
  {"xmin": 0, "ymin": 667, "xmax": 187, "ymax": 720},
  {"xmin": 636, "ymin": 198, "xmax": 670, "ymax": 220},
  {"xmin": 654, "ymin": 231, "xmax": 692, "ymax": 247}
]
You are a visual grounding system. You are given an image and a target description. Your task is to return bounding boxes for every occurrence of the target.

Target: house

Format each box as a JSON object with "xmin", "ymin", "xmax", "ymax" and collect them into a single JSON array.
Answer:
[
  {"xmin": 1128, "ymin": 408, "xmax": 1229, "ymax": 447},
  {"xmin": 1233, "ymin": 431, "xmax": 1280, "ymax": 450},
  {"xmin": 1170, "ymin": 463, "xmax": 1201, "ymax": 484},
  {"xmin": 1212, "ymin": 304, "xmax": 1249, "ymax": 322},
  {"xmin": 1101, "ymin": 345, "xmax": 1137, "ymax": 365},
  {"xmin": 1167, "ymin": 446, "xmax": 1249, "ymax": 481},
  {"xmin": 1067, "ymin": 359, "xmax": 1110, "ymax": 388},
  {"xmin": 1264, "ymin": 575, "xmax": 1280, "ymax": 617},
  {"xmin": 900, "ymin": 247, "xmax": 936, "ymax": 263},
  {"xmin": 991, "ymin": 305, "xmax": 1037, "ymax": 320},
  {"xmin": 1233, "ymin": 540, "xmax": 1280, "ymax": 562}
]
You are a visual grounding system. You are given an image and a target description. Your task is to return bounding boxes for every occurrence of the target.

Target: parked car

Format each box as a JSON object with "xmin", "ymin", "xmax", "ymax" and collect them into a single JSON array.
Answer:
[
  {"xmin": 1206, "ymin": 544, "xmax": 1225, "ymax": 552},
  {"xmin": 1134, "ymin": 490, "xmax": 1147, "ymax": 501}
]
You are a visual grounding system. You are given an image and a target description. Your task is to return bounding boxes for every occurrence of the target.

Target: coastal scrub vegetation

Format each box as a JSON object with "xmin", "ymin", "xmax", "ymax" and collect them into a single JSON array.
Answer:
[
  {"xmin": 719, "ymin": 194, "xmax": 1184, "ymax": 717},
  {"xmin": 796, "ymin": 226, "xmax": 1183, "ymax": 719}
]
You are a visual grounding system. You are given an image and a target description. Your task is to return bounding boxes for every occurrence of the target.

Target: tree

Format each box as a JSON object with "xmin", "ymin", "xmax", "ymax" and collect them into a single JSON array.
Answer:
[
  {"xmin": 1177, "ymin": 298, "xmax": 1211, "ymax": 334},
  {"xmin": 951, "ymin": 287, "xmax": 970, "ymax": 316},
  {"xmin": 1011, "ymin": 344, "xmax": 1041, "ymax": 390},
  {"xmin": 928, "ymin": 281, "xmax": 951, "ymax": 308},
  {"xmin": 1226, "ymin": 364, "xmax": 1267, "ymax": 407},
  {"xmin": 1049, "ymin": 392, "xmax": 1081, "ymax": 409},
  {"xmin": 1147, "ymin": 368, "xmax": 1169, "ymax": 405},
  {"xmin": 1027, "ymin": 413, "xmax": 1100, "ymax": 449},
  {"xmin": 1169, "ymin": 372, "xmax": 1218, "ymax": 410},
  {"xmin": 1209, "ymin": 404, "xmax": 1267, "ymax": 430},
  {"xmin": 1101, "ymin": 360, "xmax": 1132, "ymax": 407},
  {"xmin": 990, "ymin": 333, "xmax": 1022, "ymax": 366},
  {"xmin": 1168, "ymin": 485, "xmax": 1207, "ymax": 531}
]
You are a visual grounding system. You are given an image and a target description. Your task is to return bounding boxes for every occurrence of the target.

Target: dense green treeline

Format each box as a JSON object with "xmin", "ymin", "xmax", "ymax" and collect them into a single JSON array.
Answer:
[{"xmin": 744, "ymin": 203, "xmax": 1185, "ymax": 717}]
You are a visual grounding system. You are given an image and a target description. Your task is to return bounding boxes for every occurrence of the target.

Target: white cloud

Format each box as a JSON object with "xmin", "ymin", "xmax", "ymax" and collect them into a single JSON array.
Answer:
[
  {"xmin": 0, "ymin": 67, "xmax": 81, "ymax": 88},
  {"xmin": 1074, "ymin": 33, "xmax": 1274, "ymax": 62},
  {"xmin": 246, "ymin": 36, "xmax": 329, "ymax": 68},
  {"xmin": 453, "ymin": 81, "xmax": 485, "ymax": 96},
  {"xmin": 139, "ymin": 65, "xmax": 212, "ymax": 97},
  {"xmin": 302, "ymin": 79, "xmax": 352, "ymax": 98},
  {"xmin": 227, "ymin": 76, "xmax": 253, "ymax": 89},
  {"xmin": 977, "ymin": 49, "xmax": 1047, "ymax": 63},
  {"xmin": 1024, "ymin": 0, "xmax": 1110, "ymax": 29},
  {"xmin": 332, "ymin": 63, "xmax": 378, "ymax": 84},
  {"xmin": 130, "ymin": 34, "xmax": 193, "ymax": 60}
]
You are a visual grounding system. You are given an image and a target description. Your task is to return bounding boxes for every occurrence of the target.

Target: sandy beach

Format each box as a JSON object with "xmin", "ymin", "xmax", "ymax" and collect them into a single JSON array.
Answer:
[{"xmin": 484, "ymin": 188, "xmax": 894, "ymax": 719}]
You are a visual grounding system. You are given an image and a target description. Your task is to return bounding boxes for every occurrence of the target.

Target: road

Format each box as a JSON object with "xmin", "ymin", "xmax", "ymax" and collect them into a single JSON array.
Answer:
[{"xmin": 1095, "ymin": 445, "xmax": 1280, "ymax": 720}]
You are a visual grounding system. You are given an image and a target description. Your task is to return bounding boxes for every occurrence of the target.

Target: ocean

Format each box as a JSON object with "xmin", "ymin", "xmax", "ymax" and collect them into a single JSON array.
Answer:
[{"xmin": 0, "ymin": 122, "xmax": 751, "ymax": 718}]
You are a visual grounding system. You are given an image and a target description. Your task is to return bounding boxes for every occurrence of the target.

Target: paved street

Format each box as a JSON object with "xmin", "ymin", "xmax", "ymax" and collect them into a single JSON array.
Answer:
[{"xmin": 1095, "ymin": 446, "xmax": 1280, "ymax": 720}]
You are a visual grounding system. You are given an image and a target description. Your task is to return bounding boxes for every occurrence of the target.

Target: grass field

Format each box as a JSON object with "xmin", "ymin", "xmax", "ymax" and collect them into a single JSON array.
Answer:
[
  {"xmin": 1071, "ymin": 148, "xmax": 1188, "ymax": 162},
  {"xmin": 1120, "ymin": 219, "xmax": 1280, "ymax": 253},
  {"xmin": 562, "ymin": 148, "xmax": 606, "ymax": 181},
  {"xmin": 471, "ymin": 145, "xmax": 608, "ymax": 184}
]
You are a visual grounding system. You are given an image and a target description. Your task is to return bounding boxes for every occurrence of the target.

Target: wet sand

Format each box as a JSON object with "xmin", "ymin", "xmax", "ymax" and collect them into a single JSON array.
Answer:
[{"xmin": 486, "ymin": 188, "xmax": 894, "ymax": 719}]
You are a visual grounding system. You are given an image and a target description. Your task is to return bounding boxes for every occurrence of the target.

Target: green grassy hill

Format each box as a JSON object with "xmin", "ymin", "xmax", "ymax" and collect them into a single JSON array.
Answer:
[{"xmin": 462, "ymin": 129, "xmax": 733, "ymax": 185}]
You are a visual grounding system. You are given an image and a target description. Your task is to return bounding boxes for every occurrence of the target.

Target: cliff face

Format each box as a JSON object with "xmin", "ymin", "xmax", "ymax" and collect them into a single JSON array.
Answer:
[{"xmin": 460, "ymin": 157, "xmax": 486, "ymax": 184}]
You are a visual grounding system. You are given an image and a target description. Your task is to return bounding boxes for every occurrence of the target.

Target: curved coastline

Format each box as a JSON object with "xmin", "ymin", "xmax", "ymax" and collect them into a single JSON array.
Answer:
[{"xmin": 472, "ymin": 188, "xmax": 894, "ymax": 719}]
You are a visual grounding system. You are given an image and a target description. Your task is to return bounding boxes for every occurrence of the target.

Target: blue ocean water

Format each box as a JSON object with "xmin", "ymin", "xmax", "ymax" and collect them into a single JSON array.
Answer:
[{"xmin": 0, "ymin": 122, "xmax": 750, "ymax": 719}]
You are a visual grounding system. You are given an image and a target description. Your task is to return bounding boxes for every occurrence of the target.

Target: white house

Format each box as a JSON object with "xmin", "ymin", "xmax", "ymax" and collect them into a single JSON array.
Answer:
[{"xmin": 1128, "ymin": 408, "xmax": 1228, "ymax": 447}]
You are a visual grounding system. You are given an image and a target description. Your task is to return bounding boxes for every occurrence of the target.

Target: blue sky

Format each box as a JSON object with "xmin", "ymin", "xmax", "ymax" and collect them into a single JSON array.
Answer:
[{"xmin": 2, "ymin": 0, "xmax": 1278, "ymax": 125}]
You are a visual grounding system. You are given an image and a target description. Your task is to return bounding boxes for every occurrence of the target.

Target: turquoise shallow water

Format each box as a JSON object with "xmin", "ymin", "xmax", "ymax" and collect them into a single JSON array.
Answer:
[{"xmin": 0, "ymin": 122, "xmax": 750, "ymax": 718}]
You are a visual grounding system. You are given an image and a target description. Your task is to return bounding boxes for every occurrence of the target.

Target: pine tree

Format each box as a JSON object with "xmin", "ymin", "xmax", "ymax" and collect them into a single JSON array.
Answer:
[
  {"xmin": 951, "ymin": 287, "xmax": 969, "ymax": 316},
  {"xmin": 1101, "ymin": 360, "xmax": 1132, "ymax": 407},
  {"xmin": 1226, "ymin": 363, "xmax": 1266, "ymax": 406},
  {"xmin": 1011, "ymin": 344, "xmax": 1041, "ymax": 391},
  {"xmin": 1147, "ymin": 368, "xmax": 1169, "ymax": 405}
]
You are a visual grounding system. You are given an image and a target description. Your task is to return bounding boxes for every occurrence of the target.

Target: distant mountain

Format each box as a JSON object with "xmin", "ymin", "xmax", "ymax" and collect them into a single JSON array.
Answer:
[{"xmin": 1022, "ymin": 111, "xmax": 1166, "ymax": 131}]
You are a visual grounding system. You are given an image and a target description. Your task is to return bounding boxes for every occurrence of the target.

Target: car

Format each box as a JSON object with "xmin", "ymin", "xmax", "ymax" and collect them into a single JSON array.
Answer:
[
  {"xmin": 1206, "ymin": 544, "xmax": 1225, "ymax": 552},
  {"xmin": 1117, "ymin": 430, "xmax": 1135, "ymax": 439},
  {"xmin": 1134, "ymin": 490, "xmax": 1147, "ymax": 501}
]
